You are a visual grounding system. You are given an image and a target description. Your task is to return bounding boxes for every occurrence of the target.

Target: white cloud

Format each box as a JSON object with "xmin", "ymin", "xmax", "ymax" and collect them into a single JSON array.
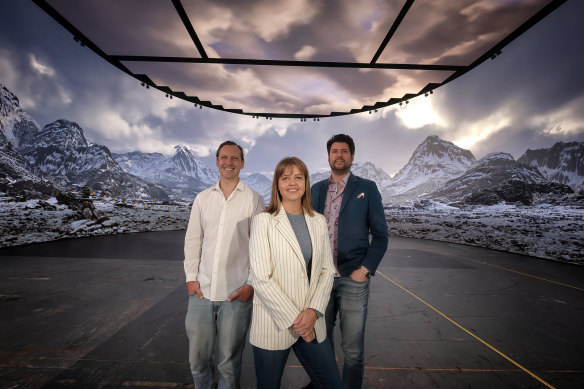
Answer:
[
  {"xmin": 190, "ymin": 0, "xmax": 320, "ymax": 45},
  {"xmin": 294, "ymin": 45, "xmax": 317, "ymax": 61},
  {"xmin": 452, "ymin": 106, "xmax": 513, "ymax": 150},
  {"xmin": 274, "ymin": 127, "xmax": 287, "ymax": 137},
  {"xmin": 530, "ymin": 95, "xmax": 584, "ymax": 136},
  {"xmin": 0, "ymin": 49, "xmax": 71, "ymax": 111},
  {"xmin": 29, "ymin": 54, "xmax": 55, "ymax": 76},
  {"xmin": 187, "ymin": 144, "xmax": 214, "ymax": 157}
]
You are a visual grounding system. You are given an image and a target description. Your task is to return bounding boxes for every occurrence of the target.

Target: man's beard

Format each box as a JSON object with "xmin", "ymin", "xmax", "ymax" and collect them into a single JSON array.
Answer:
[{"xmin": 330, "ymin": 159, "xmax": 352, "ymax": 175}]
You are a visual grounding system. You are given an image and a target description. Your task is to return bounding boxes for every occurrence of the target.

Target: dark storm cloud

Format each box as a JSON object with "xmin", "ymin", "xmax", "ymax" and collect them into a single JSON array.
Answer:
[{"xmin": 429, "ymin": 0, "xmax": 584, "ymax": 160}]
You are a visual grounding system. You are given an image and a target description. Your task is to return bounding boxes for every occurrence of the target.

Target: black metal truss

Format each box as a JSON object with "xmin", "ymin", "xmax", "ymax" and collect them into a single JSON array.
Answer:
[{"xmin": 32, "ymin": 0, "xmax": 568, "ymax": 119}]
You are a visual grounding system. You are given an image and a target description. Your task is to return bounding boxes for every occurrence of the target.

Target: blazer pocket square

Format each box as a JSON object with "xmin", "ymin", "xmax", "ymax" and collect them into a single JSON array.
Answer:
[{"xmin": 357, "ymin": 192, "xmax": 365, "ymax": 199}]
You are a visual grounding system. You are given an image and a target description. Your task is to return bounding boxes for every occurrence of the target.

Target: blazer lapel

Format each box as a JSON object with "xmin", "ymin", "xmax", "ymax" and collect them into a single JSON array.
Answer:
[
  {"xmin": 317, "ymin": 181, "xmax": 327, "ymax": 213},
  {"xmin": 339, "ymin": 173, "xmax": 358, "ymax": 214},
  {"xmin": 274, "ymin": 207, "xmax": 306, "ymax": 268}
]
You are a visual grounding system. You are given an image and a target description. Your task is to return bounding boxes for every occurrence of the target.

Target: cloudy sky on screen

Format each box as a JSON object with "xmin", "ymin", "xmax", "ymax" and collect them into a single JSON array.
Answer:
[{"xmin": 1, "ymin": 0, "xmax": 583, "ymax": 177}]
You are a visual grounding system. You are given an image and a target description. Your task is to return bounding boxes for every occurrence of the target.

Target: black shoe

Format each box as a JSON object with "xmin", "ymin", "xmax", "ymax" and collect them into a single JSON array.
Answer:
[{"xmin": 300, "ymin": 383, "xmax": 314, "ymax": 389}]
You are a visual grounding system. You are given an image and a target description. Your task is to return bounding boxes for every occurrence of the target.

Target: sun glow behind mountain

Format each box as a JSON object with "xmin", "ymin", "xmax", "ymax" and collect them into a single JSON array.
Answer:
[{"xmin": 393, "ymin": 97, "xmax": 444, "ymax": 130}]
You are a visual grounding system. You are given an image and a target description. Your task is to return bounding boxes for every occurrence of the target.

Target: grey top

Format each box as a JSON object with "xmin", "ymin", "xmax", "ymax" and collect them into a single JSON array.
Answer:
[
  {"xmin": 286, "ymin": 211, "xmax": 313, "ymax": 270},
  {"xmin": 286, "ymin": 212, "xmax": 321, "ymax": 316}
]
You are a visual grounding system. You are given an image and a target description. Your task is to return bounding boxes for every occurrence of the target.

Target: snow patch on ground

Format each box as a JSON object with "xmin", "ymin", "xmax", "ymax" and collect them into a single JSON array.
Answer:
[
  {"xmin": 386, "ymin": 203, "xmax": 584, "ymax": 264},
  {"xmin": 2, "ymin": 196, "xmax": 582, "ymax": 265},
  {"xmin": 0, "ymin": 196, "xmax": 190, "ymax": 247}
]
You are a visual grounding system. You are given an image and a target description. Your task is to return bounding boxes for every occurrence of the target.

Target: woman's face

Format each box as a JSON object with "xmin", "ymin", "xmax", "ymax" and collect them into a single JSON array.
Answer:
[{"xmin": 278, "ymin": 165, "xmax": 305, "ymax": 204}]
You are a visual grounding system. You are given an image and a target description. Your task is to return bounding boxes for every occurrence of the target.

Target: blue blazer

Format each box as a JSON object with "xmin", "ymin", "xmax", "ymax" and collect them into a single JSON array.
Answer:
[{"xmin": 311, "ymin": 173, "xmax": 388, "ymax": 277}]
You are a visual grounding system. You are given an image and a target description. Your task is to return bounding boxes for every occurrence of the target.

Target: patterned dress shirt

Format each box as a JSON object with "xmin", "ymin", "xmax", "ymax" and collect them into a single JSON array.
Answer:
[{"xmin": 323, "ymin": 173, "xmax": 350, "ymax": 277}]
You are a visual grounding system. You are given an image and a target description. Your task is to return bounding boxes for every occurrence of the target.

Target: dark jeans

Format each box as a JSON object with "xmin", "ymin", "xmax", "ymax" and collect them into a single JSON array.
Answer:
[
  {"xmin": 252, "ymin": 337, "xmax": 341, "ymax": 389},
  {"xmin": 326, "ymin": 277, "xmax": 370, "ymax": 388}
]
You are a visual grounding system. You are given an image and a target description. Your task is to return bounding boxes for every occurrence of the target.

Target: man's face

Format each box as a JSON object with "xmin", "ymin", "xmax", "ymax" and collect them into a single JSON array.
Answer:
[
  {"xmin": 216, "ymin": 145, "xmax": 244, "ymax": 180},
  {"xmin": 328, "ymin": 142, "xmax": 353, "ymax": 174}
]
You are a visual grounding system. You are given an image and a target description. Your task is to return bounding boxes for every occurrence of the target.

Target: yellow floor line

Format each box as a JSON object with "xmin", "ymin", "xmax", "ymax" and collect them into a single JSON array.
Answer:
[
  {"xmin": 377, "ymin": 271, "xmax": 557, "ymax": 389},
  {"xmin": 433, "ymin": 248, "xmax": 584, "ymax": 292}
]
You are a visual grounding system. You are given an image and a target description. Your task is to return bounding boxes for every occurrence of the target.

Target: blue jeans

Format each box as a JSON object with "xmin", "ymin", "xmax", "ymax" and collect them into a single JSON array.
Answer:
[
  {"xmin": 185, "ymin": 296, "xmax": 252, "ymax": 389},
  {"xmin": 326, "ymin": 277, "xmax": 370, "ymax": 388},
  {"xmin": 253, "ymin": 337, "xmax": 341, "ymax": 389}
]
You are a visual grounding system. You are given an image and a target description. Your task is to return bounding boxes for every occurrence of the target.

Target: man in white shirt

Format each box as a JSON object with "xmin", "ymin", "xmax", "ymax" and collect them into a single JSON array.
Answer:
[{"xmin": 184, "ymin": 141, "xmax": 265, "ymax": 389}]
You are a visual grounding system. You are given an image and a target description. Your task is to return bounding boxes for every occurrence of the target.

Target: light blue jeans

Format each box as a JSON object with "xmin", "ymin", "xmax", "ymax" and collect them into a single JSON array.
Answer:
[
  {"xmin": 185, "ymin": 296, "xmax": 252, "ymax": 389},
  {"xmin": 326, "ymin": 276, "xmax": 370, "ymax": 388}
]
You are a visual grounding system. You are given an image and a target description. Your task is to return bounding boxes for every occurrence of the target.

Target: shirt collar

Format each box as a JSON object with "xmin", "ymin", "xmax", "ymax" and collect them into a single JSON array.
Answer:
[
  {"xmin": 328, "ymin": 172, "xmax": 351, "ymax": 189},
  {"xmin": 212, "ymin": 179, "xmax": 245, "ymax": 193}
]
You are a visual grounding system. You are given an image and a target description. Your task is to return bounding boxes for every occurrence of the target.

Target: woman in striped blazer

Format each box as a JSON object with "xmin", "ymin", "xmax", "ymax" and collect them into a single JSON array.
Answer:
[{"xmin": 249, "ymin": 157, "xmax": 341, "ymax": 389}]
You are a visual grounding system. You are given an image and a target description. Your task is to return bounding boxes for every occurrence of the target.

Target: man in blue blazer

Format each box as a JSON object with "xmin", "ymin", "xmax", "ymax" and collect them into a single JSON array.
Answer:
[{"xmin": 311, "ymin": 134, "xmax": 388, "ymax": 388}]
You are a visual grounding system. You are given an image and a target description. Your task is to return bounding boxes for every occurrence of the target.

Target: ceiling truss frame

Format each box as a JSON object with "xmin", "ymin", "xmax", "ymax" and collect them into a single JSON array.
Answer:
[{"xmin": 32, "ymin": 0, "xmax": 567, "ymax": 119}]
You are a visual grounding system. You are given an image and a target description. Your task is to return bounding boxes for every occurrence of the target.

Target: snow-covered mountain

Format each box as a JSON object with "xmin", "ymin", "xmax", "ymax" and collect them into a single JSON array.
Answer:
[
  {"xmin": 430, "ymin": 152, "xmax": 573, "ymax": 205},
  {"xmin": 517, "ymin": 141, "xmax": 584, "ymax": 191},
  {"xmin": 242, "ymin": 172, "xmax": 272, "ymax": 202},
  {"xmin": 1, "ymin": 84, "xmax": 169, "ymax": 200},
  {"xmin": 2, "ymin": 83, "xmax": 581, "ymax": 207},
  {"xmin": 0, "ymin": 84, "xmax": 40, "ymax": 150},
  {"xmin": 0, "ymin": 130, "xmax": 56, "ymax": 197},
  {"xmin": 23, "ymin": 119, "xmax": 169, "ymax": 200},
  {"xmin": 383, "ymin": 135, "xmax": 476, "ymax": 203},
  {"xmin": 113, "ymin": 145, "xmax": 218, "ymax": 192},
  {"xmin": 309, "ymin": 161, "xmax": 391, "ymax": 187},
  {"xmin": 1, "ymin": 84, "xmax": 57, "ymax": 197},
  {"xmin": 113, "ymin": 147, "xmax": 277, "ymax": 202}
]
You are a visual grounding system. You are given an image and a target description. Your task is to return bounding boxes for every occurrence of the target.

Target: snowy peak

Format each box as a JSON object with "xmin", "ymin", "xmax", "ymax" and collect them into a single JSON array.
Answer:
[
  {"xmin": 452, "ymin": 152, "xmax": 548, "ymax": 188},
  {"xmin": 113, "ymin": 146, "xmax": 218, "ymax": 192},
  {"xmin": 480, "ymin": 152, "xmax": 515, "ymax": 164},
  {"xmin": 431, "ymin": 152, "xmax": 572, "ymax": 205},
  {"xmin": 352, "ymin": 162, "xmax": 392, "ymax": 186},
  {"xmin": 394, "ymin": 135, "xmax": 476, "ymax": 179},
  {"xmin": 415, "ymin": 135, "xmax": 474, "ymax": 162},
  {"xmin": 34, "ymin": 120, "xmax": 89, "ymax": 150},
  {"xmin": 517, "ymin": 141, "xmax": 584, "ymax": 190},
  {"xmin": 0, "ymin": 83, "xmax": 41, "ymax": 149},
  {"xmin": 384, "ymin": 135, "xmax": 476, "ymax": 202},
  {"xmin": 242, "ymin": 173, "xmax": 272, "ymax": 202},
  {"xmin": 0, "ymin": 84, "xmax": 20, "ymax": 117},
  {"xmin": 0, "ymin": 84, "xmax": 22, "ymax": 130},
  {"xmin": 20, "ymin": 119, "xmax": 168, "ymax": 199},
  {"xmin": 113, "ymin": 151, "xmax": 165, "ymax": 176},
  {"xmin": 171, "ymin": 145, "xmax": 218, "ymax": 183}
]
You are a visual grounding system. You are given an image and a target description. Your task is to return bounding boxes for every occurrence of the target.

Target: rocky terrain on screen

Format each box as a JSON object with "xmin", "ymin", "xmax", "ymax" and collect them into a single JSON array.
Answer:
[
  {"xmin": 1, "ymin": 83, "xmax": 583, "ymax": 263},
  {"xmin": 1, "ymin": 196, "xmax": 582, "ymax": 264}
]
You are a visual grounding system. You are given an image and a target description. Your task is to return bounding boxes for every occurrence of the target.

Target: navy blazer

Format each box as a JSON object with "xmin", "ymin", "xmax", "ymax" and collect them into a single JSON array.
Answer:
[{"xmin": 311, "ymin": 173, "xmax": 388, "ymax": 277}]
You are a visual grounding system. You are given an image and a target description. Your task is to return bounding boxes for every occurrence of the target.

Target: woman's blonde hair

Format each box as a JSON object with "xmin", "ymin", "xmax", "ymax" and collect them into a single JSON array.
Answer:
[{"xmin": 266, "ymin": 157, "xmax": 314, "ymax": 216}]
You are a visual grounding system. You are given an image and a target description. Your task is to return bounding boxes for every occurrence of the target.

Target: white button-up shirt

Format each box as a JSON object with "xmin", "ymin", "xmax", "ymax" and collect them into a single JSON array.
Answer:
[{"xmin": 184, "ymin": 180, "xmax": 265, "ymax": 301}]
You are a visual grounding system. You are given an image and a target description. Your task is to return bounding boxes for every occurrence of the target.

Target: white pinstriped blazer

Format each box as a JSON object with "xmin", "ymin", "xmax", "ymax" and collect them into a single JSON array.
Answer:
[{"xmin": 249, "ymin": 206, "xmax": 335, "ymax": 350}]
